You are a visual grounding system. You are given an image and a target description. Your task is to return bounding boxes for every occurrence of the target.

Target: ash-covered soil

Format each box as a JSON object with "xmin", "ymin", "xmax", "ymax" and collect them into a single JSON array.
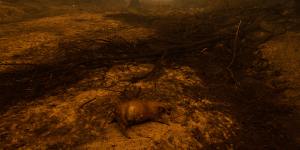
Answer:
[{"xmin": 0, "ymin": 1, "xmax": 299, "ymax": 149}]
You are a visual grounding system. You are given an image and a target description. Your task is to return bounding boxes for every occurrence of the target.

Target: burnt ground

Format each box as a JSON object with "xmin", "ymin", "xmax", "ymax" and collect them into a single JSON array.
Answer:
[{"xmin": 0, "ymin": 2, "xmax": 300, "ymax": 150}]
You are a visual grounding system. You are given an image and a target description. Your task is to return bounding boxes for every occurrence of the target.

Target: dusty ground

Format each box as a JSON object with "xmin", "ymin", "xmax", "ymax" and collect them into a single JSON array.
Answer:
[{"xmin": 0, "ymin": 1, "xmax": 300, "ymax": 149}]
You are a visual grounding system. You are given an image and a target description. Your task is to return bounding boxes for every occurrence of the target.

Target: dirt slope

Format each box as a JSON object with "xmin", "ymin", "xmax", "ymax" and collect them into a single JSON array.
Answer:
[{"xmin": 0, "ymin": 2, "xmax": 299, "ymax": 149}]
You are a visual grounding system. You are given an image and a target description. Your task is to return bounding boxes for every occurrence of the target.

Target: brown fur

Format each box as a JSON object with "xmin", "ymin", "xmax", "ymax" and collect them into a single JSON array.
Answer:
[{"xmin": 115, "ymin": 100, "xmax": 169, "ymax": 138}]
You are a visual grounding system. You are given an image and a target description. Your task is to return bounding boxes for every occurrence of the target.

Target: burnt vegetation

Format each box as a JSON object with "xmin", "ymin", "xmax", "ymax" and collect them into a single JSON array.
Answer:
[{"xmin": 0, "ymin": 0, "xmax": 299, "ymax": 149}]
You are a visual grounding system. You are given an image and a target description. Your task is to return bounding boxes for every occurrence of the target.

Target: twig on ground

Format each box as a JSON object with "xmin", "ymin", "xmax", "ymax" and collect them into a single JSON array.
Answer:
[
  {"xmin": 94, "ymin": 38, "xmax": 112, "ymax": 43},
  {"xmin": 78, "ymin": 98, "xmax": 97, "ymax": 110},
  {"xmin": 226, "ymin": 20, "xmax": 242, "ymax": 87},
  {"xmin": 227, "ymin": 20, "xmax": 242, "ymax": 69},
  {"xmin": 200, "ymin": 48, "xmax": 208, "ymax": 53}
]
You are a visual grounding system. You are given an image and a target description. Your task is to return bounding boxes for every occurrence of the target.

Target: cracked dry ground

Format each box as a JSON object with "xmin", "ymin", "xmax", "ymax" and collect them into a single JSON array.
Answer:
[{"xmin": 0, "ymin": 8, "xmax": 300, "ymax": 150}]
